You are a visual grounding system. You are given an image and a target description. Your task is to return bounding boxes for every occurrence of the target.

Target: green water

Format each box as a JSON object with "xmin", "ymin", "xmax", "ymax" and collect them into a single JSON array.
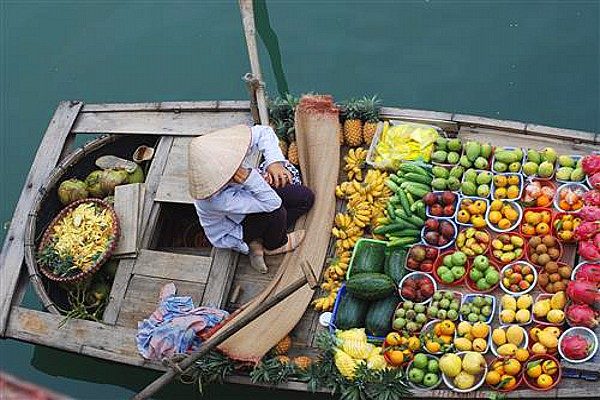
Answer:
[{"xmin": 0, "ymin": 1, "xmax": 598, "ymax": 398}]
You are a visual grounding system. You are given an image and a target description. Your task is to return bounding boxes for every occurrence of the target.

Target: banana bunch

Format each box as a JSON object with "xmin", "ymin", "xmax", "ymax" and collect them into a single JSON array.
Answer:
[
  {"xmin": 325, "ymin": 250, "xmax": 351, "ymax": 280},
  {"xmin": 347, "ymin": 169, "xmax": 388, "ymax": 204},
  {"xmin": 332, "ymin": 213, "xmax": 363, "ymax": 250},
  {"xmin": 346, "ymin": 198, "xmax": 371, "ymax": 228},
  {"xmin": 343, "ymin": 147, "xmax": 368, "ymax": 181},
  {"xmin": 312, "ymin": 286, "xmax": 340, "ymax": 311}
]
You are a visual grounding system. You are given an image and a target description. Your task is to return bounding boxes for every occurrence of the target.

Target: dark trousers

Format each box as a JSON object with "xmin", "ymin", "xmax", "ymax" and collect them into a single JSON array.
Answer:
[{"xmin": 242, "ymin": 184, "xmax": 315, "ymax": 250}]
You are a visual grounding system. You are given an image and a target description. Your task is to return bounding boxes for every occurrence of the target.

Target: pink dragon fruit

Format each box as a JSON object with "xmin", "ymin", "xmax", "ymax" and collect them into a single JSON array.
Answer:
[
  {"xmin": 576, "ymin": 263, "xmax": 600, "ymax": 286},
  {"xmin": 590, "ymin": 173, "xmax": 600, "ymax": 190},
  {"xmin": 583, "ymin": 189, "xmax": 600, "ymax": 207},
  {"xmin": 574, "ymin": 221, "xmax": 600, "ymax": 240},
  {"xmin": 567, "ymin": 280, "xmax": 600, "ymax": 309},
  {"xmin": 580, "ymin": 206, "xmax": 600, "ymax": 222},
  {"xmin": 561, "ymin": 334, "xmax": 591, "ymax": 360},
  {"xmin": 566, "ymin": 303, "xmax": 599, "ymax": 328},
  {"xmin": 582, "ymin": 154, "xmax": 600, "ymax": 175}
]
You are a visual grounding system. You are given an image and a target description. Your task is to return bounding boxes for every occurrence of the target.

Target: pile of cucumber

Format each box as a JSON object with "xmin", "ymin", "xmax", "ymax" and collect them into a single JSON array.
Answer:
[{"xmin": 374, "ymin": 163, "xmax": 432, "ymax": 247}]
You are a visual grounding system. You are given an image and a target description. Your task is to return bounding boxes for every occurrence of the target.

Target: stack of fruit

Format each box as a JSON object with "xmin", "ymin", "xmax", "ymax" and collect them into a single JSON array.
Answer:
[
  {"xmin": 492, "ymin": 147, "xmax": 524, "ymax": 173},
  {"xmin": 526, "ymin": 235, "xmax": 562, "ymax": 269},
  {"xmin": 491, "ymin": 325, "xmax": 527, "ymax": 356},
  {"xmin": 487, "ymin": 200, "xmax": 522, "ymax": 232},
  {"xmin": 499, "ymin": 294, "xmax": 533, "ymax": 325},
  {"xmin": 553, "ymin": 213, "xmax": 582, "ymax": 242},
  {"xmin": 422, "ymin": 218, "xmax": 456, "ymax": 249},
  {"xmin": 460, "ymin": 295, "xmax": 494, "ymax": 323},
  {"xmin": 456, "ymin": 198, "xmax": 488, "ymax": 228},
  {"xmin": 399, "ymin": 273, "xmax": 436, "ymax": 303},
  {"xmin": 523, "ymin": 148, "xmax": 558, "ymax": 179},
  {"xmin": 406, "ymin": 353, "xmax": 442, "ymax": 389},
  {"xmin": 524, "ymin": 356, "xmax": 560, "ymax": 390},
  {"xmin": 382, "ymin": 332, "xmax": 421, "ymax": 367},
  {"xmin": 431, "ymin": 137, "xmax": 463, "ymax": 166},
  {"xmin": 467, "ymin": 255, "xmax": 500, "ymax": 292},
  {"xmin": 423, "ymin": 191, "xmax": 457, "ymax": 218},
  {"xmin": 393, "ymin": 301, "xmax": 429, "ymax": 334},
  {"xmin": 538, "ymin": 261, "xmax": 571, "ymax": 294},
  {"xmin": 490, "ymin": 233, "xmax": 525, "ymax": 264},
  {"xmin": 454, "ymin": 321, "xmax": 490, "ymax": 353},
  {"xmin": 439, "ymin": 351, "xmax": 487, "ymax": 392},
  {"xmin": 430, "ymin": 166, "xmax": 463, "ymax": 191},
  {"xmin": 461, "ymin": 169, "xmax": 493, "ymax": 198},
  {"xmin": 555, "ymin": 155, "xmax": 585, "ymax": 182},
  {"xmin": 532, "ymin": 291, "xmax": 566, "ymax": 325},
  {"xmin": 421, "ymin": 319, "xmax": 456, "ymax": 354},
  {"xmin": 426, "ymin": 291, "xmax": 461, "ymax": 322},
  {"xmin": 486, "ymin": 357, "xmax": 525, "ymax": 392},
  {"xmin": 555, "ymin": 184, "xmax": 585, "ymax": 212},
  {"xmin": 500, "ymin": 262, "xmax": 536, "ymax": 294},
  {"xmin": 434, "ymin": 250, "xmax": 468, "ymax": 285},
  {"xmin": 405, "ymin": 244, "xmax": 438, "ymax": 273},
  {"xmin": 529, "ymin": 326, "xmax": 562, "ymax": 355},
  {"xmin": 491, "ymin": 174, "xmax": 522, "ymax": 200},
  {"xmin": 521, "ymin": 208, "xmax": 552, "ymax": 237},
  {"xmin": 521, "ymin": 180, "xmax": 556, "ymax": 207},
  {"xmin": 455, "ymin": 228, "xmax": 490, "ymax": 257},
  {"xmin": 459, "ymin": 141, "xmax": 493, "ymax": 170}
]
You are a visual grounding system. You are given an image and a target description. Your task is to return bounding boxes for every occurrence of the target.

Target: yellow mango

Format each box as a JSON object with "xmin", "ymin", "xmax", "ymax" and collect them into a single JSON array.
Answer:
[
  {"xmin": 506, "ymin": 325, "xmax": 524, "ymax": 346},
  {"xmin": 492, "ymin": 328, "xmax": 507, "ymax": 346},
  {"xmin": 497, "ymin": 343, "xmax": 518, "ymax": 356}
]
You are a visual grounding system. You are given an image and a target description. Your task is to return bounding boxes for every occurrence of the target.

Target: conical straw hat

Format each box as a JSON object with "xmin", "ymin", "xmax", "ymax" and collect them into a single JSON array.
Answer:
[{"xmin": 188, "ymin": 125, "xmax": 251, "ymax": 199}]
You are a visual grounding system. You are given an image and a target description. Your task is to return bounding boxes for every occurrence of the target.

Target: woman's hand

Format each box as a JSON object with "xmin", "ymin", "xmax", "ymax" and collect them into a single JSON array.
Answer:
[
  {"xmin": 266, "ymin": 162, "xmax": 292, "ymax": 188},
  {"xmin": 232, "ymin": 167, "xmax": 250, "ymax": 184}
]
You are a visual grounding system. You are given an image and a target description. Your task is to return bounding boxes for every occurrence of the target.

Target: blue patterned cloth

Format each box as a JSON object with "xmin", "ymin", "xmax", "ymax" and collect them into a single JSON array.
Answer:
[{"xmin": 136, "ymin": 283, "xmax": 229, "ymax": 360}]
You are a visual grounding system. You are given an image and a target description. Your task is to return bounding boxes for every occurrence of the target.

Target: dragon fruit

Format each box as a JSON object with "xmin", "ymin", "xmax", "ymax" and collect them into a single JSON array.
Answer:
[
  {"xmin": 582, "ymin": 154, "xmax": 600, "ymax": 175},
  {"xmin": 590, "ymin": 173, "xmax": 600, "ymax": 190},
  {"xmin": 579, "ymin": 239, "xmax": 600, "ymax": 261},
  {"xmin": 574, "ymin": 221, "xmax": 600, "ymax": 240},
  {"xmin": 575, "ymin": 263, "xmax": 600, "ymax": 285},
  {"xmin": 567, "ymin": 280, "xmax": 600, "ymax": 309},
  {"xmin": 566, "ymin": 303, "xmax": 599, "ymax": 328},
  {"xmin": 561, "ymin": 334, "xmax": 591, "ymax": 360},
  {"xmin": 580, "ymin": 206, "xmax": 600, "ymax": 222},
  {"xmin": 583, "ymin": 189, "xmax": 600, "ymax": 207}
]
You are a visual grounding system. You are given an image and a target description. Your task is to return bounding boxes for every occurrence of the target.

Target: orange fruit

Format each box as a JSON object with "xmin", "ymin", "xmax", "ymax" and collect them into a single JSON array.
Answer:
[
  {"xmin": 515, "ymin": 348, "xmax": 530, "ymax": 362},
  {"xmin": 440, "ymin": 320, "xmax": 456, "ymax": 335},
  {"xmin": 439, "ymin": 334, "xmax": 453, "ymax": 345},
  {"xmin": 522, "ymin": 224, "xmax": 536, "ymax": 235},
  {"xmin": 386, "ymin": 350, "xmax": 404, "ymax": 366},
  {"xmin": 489, "ymin": 210, "xmax": 502, "ymax": 224},
  {"xmin": 495, "ymin": 187, "xmax": 507, "ymax": 199},
  {"xmin": 499, "ymin": 374, "xmax": 517, "ymax": 390},
  {"xmin": 407, "ymin": 336, "xmax": 421, "ymax": 351},
  {"xmin": 525, "ymin": 212, "xmax": 541, "ymax": 225},
  {"xmin": 385, "ymin": 332, "xmax": 402, "ymax": 346},
  {"xmin": 536, "ymin": 222, "xmax": 550, "ymax": 234},
  {"xmin": 507, "ymin": 175, "xmax": 520, "ymax": 185},
  {"xmin": 471, "ymin": 322, "xmax": 489, "ymax": 338},
  {"xmin": 457, "ymin": 210, "xmax": 470, "ymax": 224},
  {"xmin": 541, "ymin": 211, "xmax": 552, "ymax": 223},
  {"xmin": 433, "ymin": 322, "xmax": 442, "ymax": 336},
  {"xmin": 541, "ymin": 359, "xmax": 558, "ymax": 375},
  {"xmin": 504, "ymin": 358, "xmax": 521, "ymax": 376},
  {"xmin": 498, "ymin": 218, "xmax": 512, "ymax": 230},
  {"xmin": 486, "ymin": 370, "xmax": 502, "ymax": 386},
  {"xmin": 425, "ymin": 341, "xmax": 441, "ymax": 353},
  {"xmin": 527, "ymin": 360, "xmax": 542, "ymax": 378},
  {"xmin": 559, "ymin": 200, "xmax": 571, "ymax": 211},
  {"xmin": 537, "ymin": 195, "xmax": 552, "ymax": 207},
  {"xmin": 490, "ymin": 199, "xmax": 503, "ymax": 211},
  {"xmin": 536, "ymin": 373, "xmax": 554, "ymax": 388}
]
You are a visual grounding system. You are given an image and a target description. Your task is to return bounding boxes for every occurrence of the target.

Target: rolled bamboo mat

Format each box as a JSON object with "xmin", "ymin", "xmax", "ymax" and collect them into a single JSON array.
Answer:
[{"xmin": 217, "ymin": 95, "xmax": 339, "ymax": 362}]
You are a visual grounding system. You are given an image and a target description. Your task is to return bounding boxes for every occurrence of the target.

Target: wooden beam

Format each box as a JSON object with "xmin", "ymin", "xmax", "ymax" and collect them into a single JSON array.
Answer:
[
  {"xmin": 526, "ymin": 123, "xmax": 598, "ymax": 144},
  {"xmin": 452, "ymin": 113, "xmax": 527, "ymax": 133},
  {"xmin": 71, "ymin": 110, "xmax": 253, "ymax": 136},
  {"xmin": 155, "ymin": 175, "xmax": 193, "ymax": 204},
  {"xmin": 201, "ymin": 248, "xmax": 240, "ymax": 308},
  {"xmin": 113, "ymin": 184, "xmax": 143, "ymax": 257},
  {"xmin": 81, "ymin": 100, "xmax": 250, "ymax": 113},
  {"xmin": 133, "ymin": 250, "xmax": 211, "ymax": 283},
  {"xmin": 103, "ymin": 137, "xmax": 174, "ymax": 324},
  {"xmin": 0, "ymin": 101, "xmax": 83, "ymax": 336}
]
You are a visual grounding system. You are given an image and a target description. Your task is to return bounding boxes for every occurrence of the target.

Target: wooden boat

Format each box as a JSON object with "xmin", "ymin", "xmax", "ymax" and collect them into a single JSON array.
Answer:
[
  {"xmin": 0, "ymin": 98, "xmax": 598, "ymax": 398},
  {"xmin": 0, "ymin": 372, "xmax": 71, "ymax": 400}
]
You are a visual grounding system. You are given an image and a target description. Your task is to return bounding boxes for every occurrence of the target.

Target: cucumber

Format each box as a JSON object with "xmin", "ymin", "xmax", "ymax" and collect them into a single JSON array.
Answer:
[
  {"xmin": 373, "ymin": 221, "xmax": 414, "ymax": 235},
  {"xmin": 385, "ymin": 180, "xmax": 400, "ymax": 193},
  {"xmin": 405, "ymin": 172, "xmax": 433, "ymax": 185},
  {"xmin": 398, "ymin": 163, "xmax": 430, "ymax": 177},
  {"xmin": 402, "ymin": 184, "xmax": 429, "ymax": 199},
  {"xmin": 405, "ymin": 191, "xmax": 415, "ymax": 206},
  {"xmin": 397, "ymin": 189, "xmax": 411, "ymax": 215},
  {"xmin": 387, "ymin": 237, "xmax": 419, "ymax": 248}
]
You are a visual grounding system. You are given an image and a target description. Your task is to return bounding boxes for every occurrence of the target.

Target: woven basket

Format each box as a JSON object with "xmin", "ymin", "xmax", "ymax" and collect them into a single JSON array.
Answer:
[{"xmin": 36, "ymin": 198, "xmax": 120, "ymax": 284}]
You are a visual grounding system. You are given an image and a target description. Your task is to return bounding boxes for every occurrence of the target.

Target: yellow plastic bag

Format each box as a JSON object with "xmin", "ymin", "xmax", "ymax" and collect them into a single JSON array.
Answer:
[{"xmin": 371, "ymin": 122, "xmax": 439, "ymax": 169}]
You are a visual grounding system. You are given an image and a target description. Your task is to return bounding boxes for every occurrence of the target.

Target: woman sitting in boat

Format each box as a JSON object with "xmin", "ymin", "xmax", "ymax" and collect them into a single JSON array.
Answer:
[{"xmin": 188, "ymin": 124, "xmax": 314, "ymax": 273}]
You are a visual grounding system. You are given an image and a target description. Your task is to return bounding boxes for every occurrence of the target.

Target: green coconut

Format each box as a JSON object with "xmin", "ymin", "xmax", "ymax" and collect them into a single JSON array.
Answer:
[
  {"xmin": 127, "ymin": 165, "xmax": 145, "ymax": 184},
  {"xmin": 85, "ymin": 170, "xmax": 105, "ymax": 198},
  {"xmin": 99, "ymin": 169, "xmax": 129, "ymax": 196},
  {"xmin": 57, "ymin": 179, "xmax": 88, "ymax": 205}
]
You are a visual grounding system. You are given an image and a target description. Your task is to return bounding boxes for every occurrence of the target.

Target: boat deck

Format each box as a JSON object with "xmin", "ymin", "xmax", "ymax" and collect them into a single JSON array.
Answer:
[{"xmin": 1, "ymin": 100, "xmax": 598, "ymax": 397}]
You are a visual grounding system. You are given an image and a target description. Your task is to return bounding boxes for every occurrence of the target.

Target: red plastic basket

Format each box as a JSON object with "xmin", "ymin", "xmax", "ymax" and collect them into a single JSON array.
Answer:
[
  {"xmin": 465, "ymin": 259, "xmax": 501, "ymax": 294},
  {"xmin": 487, "ymin": 356, "xmax": 524, "ymax": 392},
  {"xmin": 527, "ymin": 325, "xmax": 561, "ymax": 355},
  {"xmin": 537, "ymin": 262, "xmax": 572, "ymax": 295},
  {"xmin": 519, "ymin": 207, "xmax": 554, "ymax": 238},
  {"xmin": 487, "ymin": 231, "xmax": 526, "ymax": 264},
  {"xmin": 551, "ymin": 211, "xmax": 582, "ymax": 243},
  {"xmin": 455, "ymin": 227, "xmax": 492, "ymax": 257},
  {"xmin": 531, "ymin": 294, "xmax": 568, "ymax": 325},
  {"xmin": 525, "ymin": 234, "xmax": 564, "ymax": 269},
  {"xmin": 523, "ymin": 354, "xmax": 561, "ymax": 391},
  {"xmin": 432, "ymin": 250, "xmax": 470, "ymax": 286}
]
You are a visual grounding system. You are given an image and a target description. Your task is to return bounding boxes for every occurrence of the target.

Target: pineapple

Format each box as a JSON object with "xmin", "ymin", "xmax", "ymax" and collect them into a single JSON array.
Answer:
[
  {"xmin": 341, "ymin": 99, "xmax": 363, "ymax": 147},
  {"xmin": 275, "ymin": 355, "xmax": 290, "ymax": 364},
  {"xmin": 360, "ymin": 95, "xmax": 382, "ymax": 146},
  {"xmin": 273, "ymin": 335, "xmax": 292, "ymax": 354},
  {"xmin": 287, "ymin": 128, "xmax": 299, "ymax": 165},
  {"xmin": 292, "ymin": 355, "xmax": 312, "ymax": 370}
]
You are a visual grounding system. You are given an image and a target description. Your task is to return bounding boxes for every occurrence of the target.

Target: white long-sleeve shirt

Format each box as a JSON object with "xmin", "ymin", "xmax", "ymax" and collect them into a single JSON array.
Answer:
[{"xmin": 193, "ymin": 125, "xmax": 285, "ymax": 254}]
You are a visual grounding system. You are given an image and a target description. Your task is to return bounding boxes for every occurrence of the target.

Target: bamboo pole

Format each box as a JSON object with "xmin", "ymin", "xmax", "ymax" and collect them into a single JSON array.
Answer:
[
  {"xmin": 131, "ymin": 276, "xmax": 308, "ymax": 400},
  {"xmin": 239, "ymin": 0, "xmax": 269, "ymax": 124}
]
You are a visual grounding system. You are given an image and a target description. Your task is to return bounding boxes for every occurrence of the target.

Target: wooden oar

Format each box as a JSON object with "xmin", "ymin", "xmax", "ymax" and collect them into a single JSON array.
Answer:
[{"xmin": 131, "ymin": 275, "xmax": 310, "ymax": 400}]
